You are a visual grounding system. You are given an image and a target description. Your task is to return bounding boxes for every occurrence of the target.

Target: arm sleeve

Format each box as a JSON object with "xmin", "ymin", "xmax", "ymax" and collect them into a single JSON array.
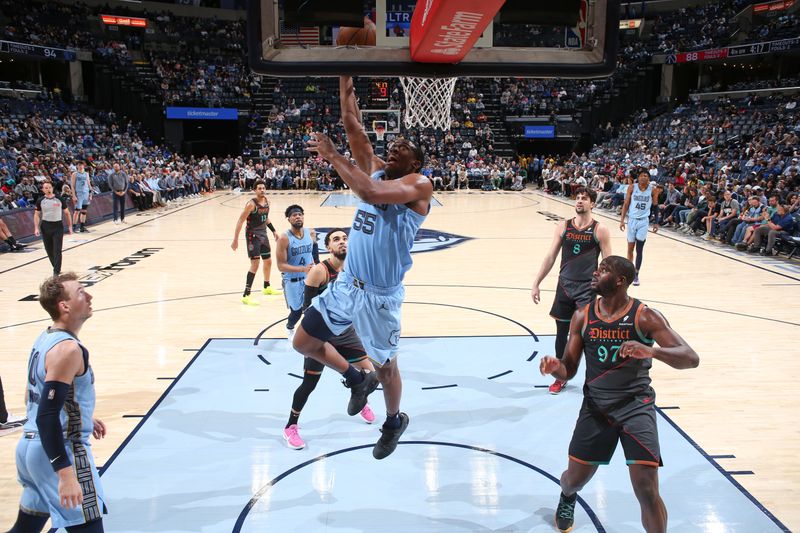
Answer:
[
  {"xmin": 36, "ymin": 381, "xmax": 71, "ymax": 472},
  {"xmin": 267, "ymin": 222, "xmax": 276, "ymax": 233},
  {"xmin": 312, "ymin": 242, "xmax": 320, "ymax": 264},
  {"xmin": 302, "ymin": 284, "xmax": 319, "ymax": 312}
]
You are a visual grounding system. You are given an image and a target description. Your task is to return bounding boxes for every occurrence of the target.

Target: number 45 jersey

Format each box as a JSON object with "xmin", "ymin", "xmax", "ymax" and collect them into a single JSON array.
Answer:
[{"xmin": 346, "ymin": 170, "xmax": 428, "ymax": 288}]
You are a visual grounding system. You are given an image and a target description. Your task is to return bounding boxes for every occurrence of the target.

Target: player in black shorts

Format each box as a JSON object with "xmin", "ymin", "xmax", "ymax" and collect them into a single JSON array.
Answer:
[
  {"xmin": 531, "ymin": 187, "xmax": 611, "ymax": 394},
  {"xmin": 282, "ymin": 228, "xmax": 376, "ymax": 450},
  {"xmin": 540, "ymin": 256, "xmax": 699, "ymax": 533},
  {"xmin": 231, "ymin": 179, "xmax": 282, "ymax": 305}
]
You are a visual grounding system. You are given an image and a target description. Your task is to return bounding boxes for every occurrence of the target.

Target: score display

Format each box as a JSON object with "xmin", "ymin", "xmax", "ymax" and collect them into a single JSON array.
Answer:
[{"xmin": 369, "ymin": 79, "xmax": 391, "ymax": 108}]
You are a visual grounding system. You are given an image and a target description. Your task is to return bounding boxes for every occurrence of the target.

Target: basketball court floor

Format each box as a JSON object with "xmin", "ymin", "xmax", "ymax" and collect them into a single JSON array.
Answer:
[{"xmin": 1, "ymin": 190, "xmax": 797, "ymax": 532}]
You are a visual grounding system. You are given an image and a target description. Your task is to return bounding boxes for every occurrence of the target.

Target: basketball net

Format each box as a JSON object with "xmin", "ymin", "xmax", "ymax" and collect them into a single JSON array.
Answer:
[{"xmin": 399, "ymin": 76, "xmax": 457, "ymax": 131}]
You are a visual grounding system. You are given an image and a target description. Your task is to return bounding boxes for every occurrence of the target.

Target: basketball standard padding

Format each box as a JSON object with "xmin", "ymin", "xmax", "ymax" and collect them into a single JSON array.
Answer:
[
  {"xmin": 409, "ymin": 0, "xmax": 505, "ymax": 63},
  {"xmin": 336, "ymin": 17, "xmax": 377, "ymax": 46}
]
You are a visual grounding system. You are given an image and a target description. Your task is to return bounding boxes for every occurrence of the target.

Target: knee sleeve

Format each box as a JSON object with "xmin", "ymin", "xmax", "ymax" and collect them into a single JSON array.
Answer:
[
  {"xmin": 555, "ymin": 319, "xmax": 570, "ymax": 360},
  {"xmin": 286, "ymin": 308, "xmax": 303, "ymax": 329},
  {"xmin": 291, "ymin": 372, "xmax": 322, "ymax": 413},
  {"xmin": 8, "ymin": 509, "xmax": 50, "ymax": 533},
  {"xmin": 635, "ymin": 240, "xmax": 645, "ymax": 272}
]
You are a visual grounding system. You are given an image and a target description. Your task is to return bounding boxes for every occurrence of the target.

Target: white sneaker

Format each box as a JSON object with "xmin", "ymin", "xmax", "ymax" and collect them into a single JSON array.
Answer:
[
  {"xmin": 0, "ymin": 413, "xmax": 27, "ymax": 435},
  {"xmin": 286, "ymin": 327, "xmax": 295, "ymax": 342},
  {"xmin": 120, "ymin": 220, "xmax": 128, "ymax": 225}
]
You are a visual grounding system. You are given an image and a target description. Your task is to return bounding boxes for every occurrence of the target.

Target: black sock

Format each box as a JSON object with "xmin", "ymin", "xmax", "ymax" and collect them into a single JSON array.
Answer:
[
  {"xmin": 555, "ymin": 320, "xmax": 570, "ymax": 361},
  {"xmin": 264, "ymin": 281, "xmax": 270, "ymax": 289},
  {"xmin": 243, "ymin": 271, "xmax": 256, "ymax": 297},
  {"xmin": 560, "ymin": 491, "xmax": 577, "ymax": 503},
  {"xmin": 286, "ymin": 411, "xmax": 300, "ymax": 428},
  {"xmin": 341, "ymin": 365, "xmax": 363, "ymax": 386},
  {"xmin": 384, "ymin": 412, "xmax": 401, "ymax": 429},
  {"xmin": 635, "ymin": 240, "xmax": 645, "ymax": 273}
]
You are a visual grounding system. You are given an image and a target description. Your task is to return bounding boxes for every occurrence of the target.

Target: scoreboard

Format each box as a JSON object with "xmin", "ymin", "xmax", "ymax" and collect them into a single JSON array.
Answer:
[{"xmin": 369, "ymin": 79, "xmax": 391, "ymax": 108}]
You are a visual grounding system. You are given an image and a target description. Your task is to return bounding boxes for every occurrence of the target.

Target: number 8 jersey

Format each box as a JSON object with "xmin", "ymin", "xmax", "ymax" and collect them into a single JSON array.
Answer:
[
  {"xmin": 581, "ymin": 298, "xmax": 655, "ymax": 407},
  {"xmin": 346, "ymin": 170, "xmax": 428, "ymax": 288}
]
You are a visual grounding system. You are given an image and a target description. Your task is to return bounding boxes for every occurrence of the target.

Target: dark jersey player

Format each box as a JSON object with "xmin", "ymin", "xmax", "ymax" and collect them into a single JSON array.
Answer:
[
  {"xmin": 531, "ymin": 187, "xmax": 612, "ymax": 394},
  {"xmin": 540, "ymin": 256, "xmax": 699, "ymax": 533},
  {"xmin": 231, "ymin": 179, "xmax": 282, "ymax": 305},
  {"xmin": 282, "ymin": 228, "xmax": 376, "ymax": 450}
]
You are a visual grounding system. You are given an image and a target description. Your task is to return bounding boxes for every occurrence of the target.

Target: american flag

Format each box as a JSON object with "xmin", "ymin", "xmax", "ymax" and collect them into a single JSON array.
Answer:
[{"xmin": 280, "ymin": 22, "xmax": 320, "ymax": 46}]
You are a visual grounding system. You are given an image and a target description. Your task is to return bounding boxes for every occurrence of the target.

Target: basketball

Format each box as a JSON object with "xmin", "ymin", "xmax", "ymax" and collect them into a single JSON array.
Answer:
[{"xmin": 336, "ymin": 17, "xmax": 376, "ymax": 46}]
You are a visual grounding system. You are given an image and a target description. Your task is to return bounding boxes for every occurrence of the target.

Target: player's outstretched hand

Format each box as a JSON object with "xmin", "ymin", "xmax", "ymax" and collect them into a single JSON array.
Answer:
[
  {"xmin": 619, "ymin": 221, "xmax": 626, "ymax": 231},
  {"xmin": 230, "ymin": 239, "xmax": 238, "ymax": 251},
  {"xmin": 531, "ymin": 285, "xmax": 540, "ymax": 304},
  {"xmin": 539, "ymin": 355, "xmax": 561, "ymax": 376},
  {"xmin": 619, "ymin": 340, "xmax": 653, "ymax": 360},
  {"xmin": 306, "ymin": 133, "xmax": 338, "ymax": 161}
]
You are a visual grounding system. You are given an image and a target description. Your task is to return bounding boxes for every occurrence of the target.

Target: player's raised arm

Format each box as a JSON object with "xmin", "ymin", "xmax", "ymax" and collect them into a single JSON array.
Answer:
[
  {"xmin": 307, "ymin": 132, "xmax": 431, "ymax": 207},
  {"xmin": 539, "ymin": 305, "xmax": 587, "ymax": 380},
  {"xmin": 620, "ymin": 307, "xmax": 699, "ymax": 369},
  {"xmin": 340, "ymin": 76, "xmax": 383, "ymax": 174}
]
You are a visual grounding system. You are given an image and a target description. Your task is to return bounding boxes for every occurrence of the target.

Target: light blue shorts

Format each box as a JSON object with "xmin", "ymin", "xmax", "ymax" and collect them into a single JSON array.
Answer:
[
  {"xmin": 282, "ymin": 275, "xmax": 306, "ymax": 311},
  {"xmin": 16, "ymin": 435, "xmax": 107, "ymax": 528},
  {"xmin": 75, "ymin": 190, "xmax": 90, "ymax": 209},
  {"xmin": 311, "ymin": 272, "xmax": 403, "ymax": 364},
  {"xmin": 626, "ymin": 217, "xmax": 650, "ymax": 243}
]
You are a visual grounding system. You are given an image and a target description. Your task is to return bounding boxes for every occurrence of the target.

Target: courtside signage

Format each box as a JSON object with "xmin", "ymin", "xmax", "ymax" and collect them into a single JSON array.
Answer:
[{"xmin": 166, "ymin": 107, "xmax": 238, "ymax": 120}]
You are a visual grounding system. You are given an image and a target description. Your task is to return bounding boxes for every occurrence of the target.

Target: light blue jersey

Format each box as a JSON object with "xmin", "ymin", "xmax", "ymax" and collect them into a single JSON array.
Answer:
[
  {"xmin": 73, "ymin": 171, "xmax": 90, "ymax": 193},
  {"xmin": 628, "ymin": 182, "xmax": 654, "ymax": 220},
  {"xmin": 23, "ymin": 329, "xmax": 95, "ymax": 441},
  {"xmin": 310, "ymin": 170, "xmax": 428, "ymax": 363},
  {"xmin": 345, "ymin": 170, "xmax": 427, "ymax": 288},
  {"xmin": 16, "ymin": 328, "xmax": 106, "ymax": 528},
  {"xmin": 74, "ymin": 171, "xmax": 91, "ymax": 208},
  {"xmin": 626, "ymin": 182, "xmax": 654, "ymax": 242},
  {"xmin": 282, "ymin": 228, "xmax": 314, "ymax": 310}
]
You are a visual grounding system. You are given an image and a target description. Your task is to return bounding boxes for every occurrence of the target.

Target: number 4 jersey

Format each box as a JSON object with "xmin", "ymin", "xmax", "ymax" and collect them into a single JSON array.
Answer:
[
  {"xmin": 581, "ymin": 298, "xmax": 655, "ymax": 407},
  {"xmin": 346, "ymin": 170, "xmax": 428, "ymax": 288}
]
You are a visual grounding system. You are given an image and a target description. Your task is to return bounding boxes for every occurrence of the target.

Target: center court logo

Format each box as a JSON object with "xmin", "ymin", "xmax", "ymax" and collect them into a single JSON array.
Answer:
[{"xmin": 314, "ymin": 228, "xmax": 471, "ymax": 255}]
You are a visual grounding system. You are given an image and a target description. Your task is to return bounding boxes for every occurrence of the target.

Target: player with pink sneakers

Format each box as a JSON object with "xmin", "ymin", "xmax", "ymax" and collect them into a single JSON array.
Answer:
[{"xmin": 283, "ymin": 228, "xmax": 377, "ymax": 450}]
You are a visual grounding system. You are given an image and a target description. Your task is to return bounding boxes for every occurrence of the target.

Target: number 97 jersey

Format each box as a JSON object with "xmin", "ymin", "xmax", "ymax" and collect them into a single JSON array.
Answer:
[
  {"xmin": 345, "ymin": 170, "xmax": 428, "ymax": 288},
  {"xmin": 581, "ymin": 298, "xmax": 654, "ymax": 406}
]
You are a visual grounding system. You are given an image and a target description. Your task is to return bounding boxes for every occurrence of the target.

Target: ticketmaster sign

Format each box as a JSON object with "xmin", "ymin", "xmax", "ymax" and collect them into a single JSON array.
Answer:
[{"xmin": 166, "ymin": 107, "xmax": 238, "ymax": 120}]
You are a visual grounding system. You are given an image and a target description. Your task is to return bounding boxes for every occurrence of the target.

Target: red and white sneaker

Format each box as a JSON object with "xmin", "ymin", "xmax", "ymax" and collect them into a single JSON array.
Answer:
[
  {"xmin": 549, "ymin": 380, "xmax": 567, "ymax": 395},
  {"xmin": 359, "ymin": 404, "xmax": 376, "ymax": 424},
  {"xmin": 283, "ymin": 424, "xmax": 305, "ymax": 449}
]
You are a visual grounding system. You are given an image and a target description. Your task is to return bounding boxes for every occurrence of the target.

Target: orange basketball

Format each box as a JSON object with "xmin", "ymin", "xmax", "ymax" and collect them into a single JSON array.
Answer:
[{"xmin": 336, "ymin": 17, "xmax": 376, "ymax": 46}]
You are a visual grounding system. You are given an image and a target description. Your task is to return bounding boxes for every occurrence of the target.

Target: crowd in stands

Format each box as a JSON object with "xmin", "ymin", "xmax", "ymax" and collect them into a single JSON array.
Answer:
[{"xmin": 534, "ymin": 92, "xmax": 800, "ymax": 256}]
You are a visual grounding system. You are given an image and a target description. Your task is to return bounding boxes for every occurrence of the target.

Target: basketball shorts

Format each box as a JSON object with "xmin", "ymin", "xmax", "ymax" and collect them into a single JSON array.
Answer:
[
  {"xmin": 16, "ymin": 435, "xmax": 107, "ymax": 528},
  {"xmin": 303, "ymin": 326, "xmax": 368, "ymax": 373},
  {"xmin": 75, "ymin": 190, "xmax": 90, "ymax": 209},
  {"xmin": 626, "ymin": 217, "xmax": 650, "ymax": 243},
  {"xmin": 550, "ymin": 278, "xmax": 594, "ymax": 321},
  {"xmin": 568, "ymin": 388, "xmax": 662, "ymax": 467},
  {"xmin": 246, "ymin": 231, "xmax": 271, "ymax": 259},
  {"xmin": 282, "ymin": 275, "xmax": 306, "ymax": 311},
  {"xmin": 308, "ymin": 271, "xmax": 403, "ymax": 364}
]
